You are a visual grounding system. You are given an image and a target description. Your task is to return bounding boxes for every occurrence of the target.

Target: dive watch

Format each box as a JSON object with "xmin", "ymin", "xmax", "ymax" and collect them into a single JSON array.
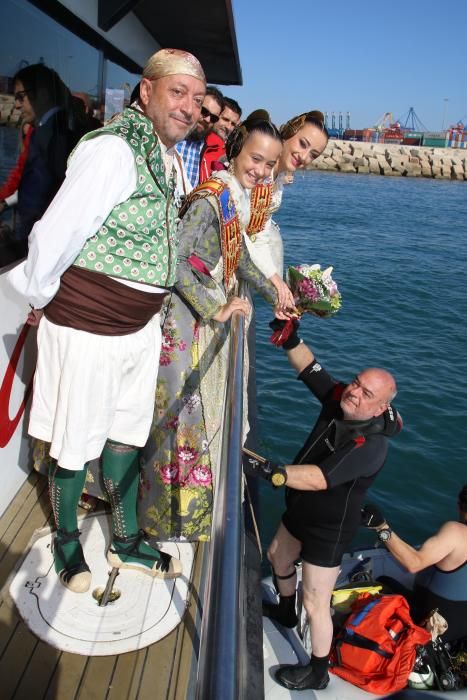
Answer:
[
  {"xmin": 377, "ymin": 527, "xmax": 392, "ymax": 543},
  {"xmin": 271, "ymin": 466, "xmax": 288, "ymax": 488}
]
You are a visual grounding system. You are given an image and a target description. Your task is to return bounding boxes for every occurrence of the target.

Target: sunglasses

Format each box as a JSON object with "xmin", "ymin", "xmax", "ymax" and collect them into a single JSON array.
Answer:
[
  {"xmin": 14, "ymin": 90, "xmax": 30, "ymax": 103},
  {"xmin": 201, "ymin": 105, "xmax": 220, "ymax": 124}
]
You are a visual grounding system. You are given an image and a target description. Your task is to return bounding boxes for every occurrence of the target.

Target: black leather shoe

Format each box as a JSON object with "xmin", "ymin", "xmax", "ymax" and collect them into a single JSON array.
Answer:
[{"xmin": 275, "ymin": 663, "xmax": 330, "ymax": 690}]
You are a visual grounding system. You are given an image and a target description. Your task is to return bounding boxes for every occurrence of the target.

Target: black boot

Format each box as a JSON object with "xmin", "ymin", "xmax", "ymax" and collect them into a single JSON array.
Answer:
[
  {"xmin": 263, "ymin": 593, "xmax": 298, "ymax": 628},
  {"xmin": 275, "ymin": 655, "xmax": 330, "ymax": 691}
]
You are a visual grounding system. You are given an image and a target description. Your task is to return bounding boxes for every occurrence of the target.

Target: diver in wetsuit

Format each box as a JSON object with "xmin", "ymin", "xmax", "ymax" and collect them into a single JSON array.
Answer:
[
  {"xmin": 362, "ymin": 485, "xmax": 467, "ymax": 643},
  {"xmin": 245, "ymin": 320, "xmax": 401, "ymax": 691}
]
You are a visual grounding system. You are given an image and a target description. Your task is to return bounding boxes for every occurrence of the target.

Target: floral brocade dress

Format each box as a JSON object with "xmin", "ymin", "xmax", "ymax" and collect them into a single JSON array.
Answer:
[{"xmin": 138, "ymin": 171, "xmax": 277, "ymax": 540}]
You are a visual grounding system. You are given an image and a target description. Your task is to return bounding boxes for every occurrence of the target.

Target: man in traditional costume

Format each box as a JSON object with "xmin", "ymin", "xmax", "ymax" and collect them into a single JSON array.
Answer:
[{"xmin": 8, "ymin": 48, "xmax": 207, "ymax": 593}]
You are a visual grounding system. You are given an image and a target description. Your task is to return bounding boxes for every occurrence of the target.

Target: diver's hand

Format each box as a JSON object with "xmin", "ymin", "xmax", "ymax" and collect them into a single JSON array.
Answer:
[
  {"xmin": 269, "ymin": 318, "xmax": 301, "ymax": 349},
  {"xmin": 361, "ymin": 503, "xmax": 387, "ymax": 529},
  {"xmin": 243, "ymin": 452, "xmax": 287, "ymax": 488}
]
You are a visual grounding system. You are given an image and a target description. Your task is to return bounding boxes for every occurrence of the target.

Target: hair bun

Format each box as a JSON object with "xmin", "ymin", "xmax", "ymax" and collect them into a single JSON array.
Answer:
[{"xmin": 245, "ymin": 108, "xmax": 271, "ymax": 122}]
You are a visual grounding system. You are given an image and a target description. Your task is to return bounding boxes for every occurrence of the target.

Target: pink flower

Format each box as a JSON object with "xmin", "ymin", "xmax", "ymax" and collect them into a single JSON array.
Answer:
[
  {"xmin": 188, "ymin": 465, "xmax": 212, "ymax": 486},
  {"xmin": 165, "ymin": 416, "xmax": 179, "ymax": 430},
  {"xmin": 159, "ymin": 463, "xmax": 180, "ymax": 484},
  {"xmin": 162, "ymin": 334, "xmax": 175, "ymax": 353},
  {"xmin": 178, "ymin": 340, "xmax": 187, "ymax": 351},
  {"xmin": 177, "ymin": 444, "xmax": 199, "ymax": 467},
  {"xmin": 159, "ymin": 353, "xmax": 171, "ymax": 366},
  {"xmin": 297, "ymin": 278, "xmax": 320, "ymax": 302}
]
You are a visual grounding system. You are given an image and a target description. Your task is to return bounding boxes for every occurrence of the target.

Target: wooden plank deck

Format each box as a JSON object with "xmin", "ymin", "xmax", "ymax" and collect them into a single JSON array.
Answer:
[{"xmin": 0, "ymin": 473, "xmax": 203, "ymax": 700}]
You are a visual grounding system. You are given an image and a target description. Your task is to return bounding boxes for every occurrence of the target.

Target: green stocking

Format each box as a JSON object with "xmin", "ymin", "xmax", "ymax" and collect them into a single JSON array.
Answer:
[
  {"xmin": 48, "ymin": 462, "xmax": 87, "ymax": 574},
  {"xmin": 102, "ymin": 440, "xmax": 166, "ymax": 568}
]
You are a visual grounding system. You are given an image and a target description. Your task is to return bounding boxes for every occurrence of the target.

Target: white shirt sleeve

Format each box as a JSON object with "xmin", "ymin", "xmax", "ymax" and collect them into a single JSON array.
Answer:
[
  {"xmin": 243, "ymin": 218, "xmax": 285, "ymax": 279},
  {"xmin": 7, "ymin": 135, "xmax": 137, "ymax": 309}
]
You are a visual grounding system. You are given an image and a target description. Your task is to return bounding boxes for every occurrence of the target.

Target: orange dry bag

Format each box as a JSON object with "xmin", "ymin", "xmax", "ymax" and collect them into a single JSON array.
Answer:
[{"xmin": 330, "ymin": 594, "xmax": 431, "ymax": 695}]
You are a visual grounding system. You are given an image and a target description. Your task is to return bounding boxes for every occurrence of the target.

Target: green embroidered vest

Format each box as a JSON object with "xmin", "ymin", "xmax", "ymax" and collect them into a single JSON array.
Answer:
[{"xmin": 72, "ymin": 108, "xmax": 178, "ymax": 287}]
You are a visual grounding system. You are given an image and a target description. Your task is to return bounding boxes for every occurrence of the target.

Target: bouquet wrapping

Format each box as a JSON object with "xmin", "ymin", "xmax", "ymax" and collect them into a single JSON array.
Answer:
[{"xmin": 270, "ymin": 264, "xmax": 342, "ymax": 347}]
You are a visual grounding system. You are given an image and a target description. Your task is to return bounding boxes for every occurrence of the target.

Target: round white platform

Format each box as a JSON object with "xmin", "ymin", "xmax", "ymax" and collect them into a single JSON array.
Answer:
[{"xmin": 9, "ymin": 513, "xmax": 195, "ymax": 656}]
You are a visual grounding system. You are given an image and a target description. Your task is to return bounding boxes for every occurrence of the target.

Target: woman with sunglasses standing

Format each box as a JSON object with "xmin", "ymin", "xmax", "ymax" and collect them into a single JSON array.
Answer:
[
  {"xmin": 245, "ymin": 111, "xmax": 329, "ymax": 309},
  {"xmin": 137, "ymin": 117, "xmax": 289, "ymax": 542}
]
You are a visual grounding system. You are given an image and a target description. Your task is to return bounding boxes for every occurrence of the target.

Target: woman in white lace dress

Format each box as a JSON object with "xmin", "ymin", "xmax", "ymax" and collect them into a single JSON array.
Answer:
[{"xmin": 244, "ymin": 110, "xmax": 329, "ymax": 308}]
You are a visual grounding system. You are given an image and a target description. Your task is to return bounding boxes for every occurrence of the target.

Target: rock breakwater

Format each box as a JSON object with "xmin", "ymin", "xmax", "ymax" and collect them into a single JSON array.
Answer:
[{"xmin": 309, "ymin": 140, "xmax": 467, "ymax": 180}]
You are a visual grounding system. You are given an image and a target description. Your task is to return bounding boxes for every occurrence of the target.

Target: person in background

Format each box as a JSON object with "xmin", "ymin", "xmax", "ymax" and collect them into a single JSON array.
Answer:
[
  {"xmin": 177, "ymin": 85, "xmax": 224, "ymax": 187},
  {"xmin": 0, "ymin": 122, "xmax": 34, "ymax": 269},
  {"xmin": 138, "ymin": 117, "xmax": 288, "ymax": 543},
  {"xmin": 213, "ymin": 97, "xmax": 242, "ymax": 141},
  {"xmin": 245, "ymin": 110, "xmax": 329, "ymax": 309},
  {"xmin": 361, "ymin": 485, "xmax": 467, "ymax": 643},
  {"xmin": 246, "ymin": 320, "xmax": 401, "ymax": 691},
  {"xmin": 198, "ymin": 96, "xmax": 242, "ymax": 182},
  {"xmin": 0, "ymin": 64, "xmax": 76, "ymax": 265},
  {"xmin": 0, "ymin": 122, "xmax": 34, "ymax": 216},
  {"xmin": 8, "ymin": 48, "xmax": 206, "ymax": 593}
]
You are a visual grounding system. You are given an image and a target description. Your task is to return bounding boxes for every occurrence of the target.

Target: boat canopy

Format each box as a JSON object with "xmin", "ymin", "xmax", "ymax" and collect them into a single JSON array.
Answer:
[{"xmin": 28, "ymin": 0, "xmax": 243, "ymax": 84}]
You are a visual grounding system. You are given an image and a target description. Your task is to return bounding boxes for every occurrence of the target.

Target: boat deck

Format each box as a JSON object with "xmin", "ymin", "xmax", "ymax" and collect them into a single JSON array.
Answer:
[{"xmin": 0, "ymin": 471, "xmax": 202, "ymax": 700}]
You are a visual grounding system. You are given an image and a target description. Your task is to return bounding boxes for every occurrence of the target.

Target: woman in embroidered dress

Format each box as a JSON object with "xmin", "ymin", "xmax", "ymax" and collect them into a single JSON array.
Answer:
[
  {"xmin": 245, "ymin": 110, "xmax": 329, "ymax": 309},
  {"xmin": 138, "ymin": 117, "xmax": 285, "ymax": 541}
]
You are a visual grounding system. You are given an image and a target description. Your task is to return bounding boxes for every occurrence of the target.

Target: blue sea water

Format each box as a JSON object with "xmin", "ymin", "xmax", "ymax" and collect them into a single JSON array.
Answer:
[{"xmin": 253, "ymin": 170, "xmax": 467, "ymax": 551}]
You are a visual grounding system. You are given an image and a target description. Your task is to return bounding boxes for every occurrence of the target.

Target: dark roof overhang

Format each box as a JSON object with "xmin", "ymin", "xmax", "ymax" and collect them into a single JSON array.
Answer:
[{"xmin": 28, "ymin": 0, "xmax": 242, "ymax": 85}]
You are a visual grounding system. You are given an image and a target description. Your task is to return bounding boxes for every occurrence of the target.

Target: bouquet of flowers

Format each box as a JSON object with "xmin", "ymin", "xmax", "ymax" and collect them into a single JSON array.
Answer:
[
  {"xmin": 287, "ymin": 264, "xmax": 341, "ymax": 317},
  {"xmin": 270, "ymin": 264, "xmax": 341, "ymax": 347}
]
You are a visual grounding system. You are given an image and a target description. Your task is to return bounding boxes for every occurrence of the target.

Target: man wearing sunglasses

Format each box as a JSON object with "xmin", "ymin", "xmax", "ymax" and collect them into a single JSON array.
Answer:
[
  {"xmin": 177, "ymin": 86, "xmax": 224, "ymax": 187},
  {"xmin": 198, "ymin": 97, "xmax": 242, "ymax": 184}
]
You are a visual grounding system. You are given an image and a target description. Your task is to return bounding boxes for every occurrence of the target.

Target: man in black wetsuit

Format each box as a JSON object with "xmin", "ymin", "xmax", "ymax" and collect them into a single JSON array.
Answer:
[{"xmin": 247, "ymin": 321, "xmax": 401, "ymax": 691}]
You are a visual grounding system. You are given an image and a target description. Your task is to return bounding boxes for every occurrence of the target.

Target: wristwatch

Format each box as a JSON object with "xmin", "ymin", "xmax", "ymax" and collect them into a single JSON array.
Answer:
[
  {"xmin": 377, "ymin": 527, "xmax": 392, "ymax": 543},
  {"xmin": 271, "ymin": 466, "xmax": 288, "ymax": 488}
]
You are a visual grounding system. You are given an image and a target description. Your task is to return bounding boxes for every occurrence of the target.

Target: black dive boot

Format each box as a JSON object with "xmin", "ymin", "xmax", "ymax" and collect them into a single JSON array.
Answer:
[
  {"xmin": 275, "ymin": 654, "xmax": 330, "ymax": 691},
  {"xmin": 263, "ymin": 593, "xmax": 298, "ymax": 628},
  {"xmin": 263, "ymin": 567, "xmax": 298, "ymax": 628}
]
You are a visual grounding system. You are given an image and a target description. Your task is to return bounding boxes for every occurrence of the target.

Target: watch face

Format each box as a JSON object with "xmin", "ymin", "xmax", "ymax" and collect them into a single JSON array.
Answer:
[
  {"xmin": 271, "ymin": 471, "xmax": 286, "ymax": 487},
  {"xmin": 378, "ymin": 528, "xmax": 391, "ymax": 542}
]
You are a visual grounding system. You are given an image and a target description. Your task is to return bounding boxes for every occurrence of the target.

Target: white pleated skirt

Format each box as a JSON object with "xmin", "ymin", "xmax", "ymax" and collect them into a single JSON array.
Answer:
[{"xmin": 29, "ymin": 315, "xmax": 161, "ymax": 470}]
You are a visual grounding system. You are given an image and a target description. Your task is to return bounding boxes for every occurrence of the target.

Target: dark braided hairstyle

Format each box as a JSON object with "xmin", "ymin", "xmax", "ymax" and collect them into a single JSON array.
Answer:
[
  {"xmin": 280, "ymin": 110, "xmax": 329, "ymax": 141},
  {"xmin": 225, "ymin": 112, "xmax": 282, "ymax": 161}
]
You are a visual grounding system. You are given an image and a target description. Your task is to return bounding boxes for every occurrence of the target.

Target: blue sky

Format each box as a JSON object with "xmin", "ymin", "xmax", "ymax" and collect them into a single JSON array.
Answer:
[
  {"xmin": 2, "ymin": 0, "xmax": 466, "ymax": 132},
  {"xmin": 225, "ymin": 0, "xmax": 467, "ymax": 130}
]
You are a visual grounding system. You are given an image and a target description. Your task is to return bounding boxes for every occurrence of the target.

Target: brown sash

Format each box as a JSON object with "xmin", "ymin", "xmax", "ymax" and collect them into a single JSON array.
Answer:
[{"xmin": 44, "ymin": 267, "xmax": 168, "ymax": 336}]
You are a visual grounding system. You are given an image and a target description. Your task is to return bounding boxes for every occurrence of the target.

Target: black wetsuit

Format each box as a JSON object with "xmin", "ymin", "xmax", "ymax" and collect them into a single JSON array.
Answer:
[{"xmin": 282, "ymin": 359, "xmax": 401, "ymax": 567}]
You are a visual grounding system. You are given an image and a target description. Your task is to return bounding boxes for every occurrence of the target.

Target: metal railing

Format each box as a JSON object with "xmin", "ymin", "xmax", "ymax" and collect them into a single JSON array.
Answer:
[{"xmin": 195, "ymin": 291, "xmax": 248, "ymax": 700}]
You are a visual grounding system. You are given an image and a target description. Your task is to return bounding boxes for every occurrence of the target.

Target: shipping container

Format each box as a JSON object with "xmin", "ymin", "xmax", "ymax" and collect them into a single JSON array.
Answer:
[
  {"xmin": 423, "ymin": 131, "xmax": 447, "ymax": 139},
  {"xmin": 422, "ymin": 137, "xmax": 448, "ymax": 148},
  {"xmin": 402, "ymin": 137, "xmax": 422, "ymax": 146},
  {"xmin": 343, "ymin": 129, "xmax": 363, "ymax": 141}
]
